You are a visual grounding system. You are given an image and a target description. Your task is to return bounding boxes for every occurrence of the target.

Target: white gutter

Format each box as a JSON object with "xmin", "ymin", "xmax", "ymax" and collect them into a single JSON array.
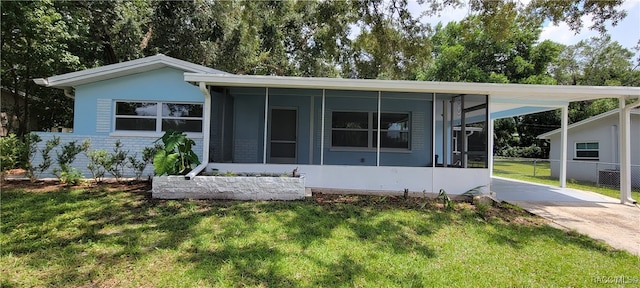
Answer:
[
  {"xmin": 619, "ymin": 96, "xmax": 640, "ymax": 204},
  {"xmin": 185, "ymin": 82, "xmax": 212, "ymax": 180}
]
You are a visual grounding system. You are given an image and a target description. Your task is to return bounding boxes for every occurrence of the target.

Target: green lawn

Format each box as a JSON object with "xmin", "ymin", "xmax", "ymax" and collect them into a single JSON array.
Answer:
[
  {"xmin": 493, "ymin": 160, "xmax": 640, "ymax": 200},
  {"xmin": 1, "ymin": 186, "xmax": 638, "ymax": 287}
]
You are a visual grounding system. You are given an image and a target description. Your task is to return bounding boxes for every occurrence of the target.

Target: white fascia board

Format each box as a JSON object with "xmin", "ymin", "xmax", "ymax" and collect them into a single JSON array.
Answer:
[
  {"xmin": 184, "ymin": 73, "xmax": 640, "ymax": 100},
  {"xmin": 35, "ymin": 54, "xmax": 228, "ymax": 89}
]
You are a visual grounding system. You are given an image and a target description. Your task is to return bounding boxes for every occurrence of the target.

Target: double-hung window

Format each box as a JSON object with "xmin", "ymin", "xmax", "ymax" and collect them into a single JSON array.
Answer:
[
  {"xmin": 575, "ymin": 142, "xmax": 599, "ymax": 160},
  {"xmin": 331, "ymin": 111, "xmax": 410, "ymax": 150},
  {"xmin": 114, "ymin": 101, "xmax": 203, "ymax": 133}
]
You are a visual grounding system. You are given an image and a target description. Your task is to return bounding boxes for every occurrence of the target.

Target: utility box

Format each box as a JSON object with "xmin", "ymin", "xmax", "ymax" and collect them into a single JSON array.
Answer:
[{"xmin": 598, "ymin": 169, "xmax": 620, "ymax": 188}]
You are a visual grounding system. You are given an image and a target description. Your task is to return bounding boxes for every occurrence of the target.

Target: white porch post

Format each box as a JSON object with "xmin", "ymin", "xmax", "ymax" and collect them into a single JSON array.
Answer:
[
  {"xmin": 376, "ymin": 91, "xmax": 381, "ymax": 166},
  {"xmin": 619, "ymin": 96, "xmax": 640, "ymax": 204},
  {"xmin": 263, "ymin": 88, "xmax": 269, "ymax": 164},
  {"xmin": 320, "ymin": 89, "xmax": 326, "ymax": 165},
  {"xmin": 200, "ymin": 82, "xmax": 211, "ymax": 165},
  {"xmin": 488, "ymin": 94, "xmax": 494, "ymax": 177},
  {"xmin": 559, "ymin": 105, "xmax": 569, "ymax": 188}
]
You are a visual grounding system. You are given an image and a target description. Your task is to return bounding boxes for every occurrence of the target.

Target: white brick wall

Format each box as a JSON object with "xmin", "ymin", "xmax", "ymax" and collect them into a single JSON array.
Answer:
[{"xmin": 32, "ymin": 133, "xmax": 204, "ymax": 179}]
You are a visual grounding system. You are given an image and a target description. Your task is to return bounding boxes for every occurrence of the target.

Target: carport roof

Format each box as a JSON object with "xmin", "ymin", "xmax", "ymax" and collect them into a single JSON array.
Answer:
[{"xmin": 184, "ymin": 73, "xmax": 640, "ymax": 119}]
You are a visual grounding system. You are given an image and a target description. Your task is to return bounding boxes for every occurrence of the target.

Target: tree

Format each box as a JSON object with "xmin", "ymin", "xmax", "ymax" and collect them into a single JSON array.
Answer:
[{"xmin": 1, "ymin": 0, "xmax": 80, "ymax": 137}]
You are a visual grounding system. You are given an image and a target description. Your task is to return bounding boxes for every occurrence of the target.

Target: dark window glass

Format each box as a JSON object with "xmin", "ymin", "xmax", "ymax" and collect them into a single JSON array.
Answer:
[
  {"xmin": 271, "ymin": 109, "xmax": 297, "ymax": 141},
  {"xmin": 115, "ymin": 118, "xmax": 156, "ymax": 131},
  {"xmin": 332, "ymin": 130, "xmax": 368, "ymax": 147},
  {"xmin": 116, "ymin": 102, "xmax": 157, "ymax": 116},
  {"xmin": 373, "ymin": 131, "xmax": 410, "ymax": 148},
  {"xmin": 576, "ymin": 150, "xmax": 599, "ymax": 158},
  {"xmin": 374, "ymin": 113, "xmax": 409, "ymax": 131},
  {"xmin": 162, "ymin": 119, "xmax": 203, "ymax": 132},
  {"xmin": 332, "ymin": 112, "xmax": 368, "ymax": 129},
  {"xmin": 270, "ymin": 143, "xmax": 296, "ymax": 158},
  {"xmin": 162, "ymin": 103, "xmax": 203, "ymax": 117}
]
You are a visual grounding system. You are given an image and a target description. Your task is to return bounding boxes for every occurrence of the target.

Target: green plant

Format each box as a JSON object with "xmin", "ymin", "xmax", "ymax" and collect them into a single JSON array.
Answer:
[
  {"xmin": 127, "ymin": 146, "xmax": 156, "ymax": 180},
  {"xmin": 223, "ymin": 171, "xmax": 236, "ymax": 177},
  {"xmin": 33, "ymin": 136, "xmax": 60, "ymax": 180},
  {"xmin": 153, "ymin": 131, "xmax": 200, "ymax": 176},
  {"xmin": 86, "ymin": 149, "xmax": 108, "ymax": 183},
  {"xmin": 437, "ymin": 189, "xmax": 454, "ymax": 210},
  {"xmin": 60, "ymin": 168, "xmax": 83, "ymax": 186},
  {"xmin": 476, "ymin": 202, "xmax": 490, "ymax": 219},
  {"xmin": 23, "ymin": 133, "xmax": 42, "ymax": 181},
  {"xmin": 0, "ymin": 134, "xmax": 26, "ymax": 180},
  {"xmin": 52, "ymin": 139, "xmax": 90, "ymax": 180},
  {"xmin": 104, "ymin": 140, "xmax": 129, "ymax": 182}
]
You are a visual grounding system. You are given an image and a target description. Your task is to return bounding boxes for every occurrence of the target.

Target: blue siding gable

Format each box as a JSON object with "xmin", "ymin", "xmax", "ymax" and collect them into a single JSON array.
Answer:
[{"xmin": 73, "ymin": 67, "xmax": 204, "ymax": 135}]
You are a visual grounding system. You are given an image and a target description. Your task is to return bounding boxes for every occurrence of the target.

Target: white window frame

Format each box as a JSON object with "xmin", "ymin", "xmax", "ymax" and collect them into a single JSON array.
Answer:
[
  {"xmin": 574, "ymin": 141, "xmax": 599, "ymax": 160},
  {"xmin": 111, "ymin": 101, "xmax": 204, "ymax": 138},
  {"xmin": 330, "ymin": 111, "xmax": 411, "ymax": 152}
]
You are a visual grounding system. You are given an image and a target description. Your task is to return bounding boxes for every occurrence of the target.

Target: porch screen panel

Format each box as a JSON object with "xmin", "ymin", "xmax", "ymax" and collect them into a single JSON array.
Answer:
[
  {"xmin": 323, "ymin": 91, "xmax": 377, "ymax": 166},
  {"xmin": 379, "ymin": 92, "xmax": 432, "ymax": 167}
]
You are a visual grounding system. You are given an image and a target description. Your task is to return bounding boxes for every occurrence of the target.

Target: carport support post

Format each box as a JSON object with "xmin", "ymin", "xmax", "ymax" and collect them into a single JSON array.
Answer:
[
  {"xmin": 559, "ymin": 105, "xmax": 568, "ymax": 188},
  {"xmin": 619, "ymin": 96, "xmax": 639, "ymax": 204}
]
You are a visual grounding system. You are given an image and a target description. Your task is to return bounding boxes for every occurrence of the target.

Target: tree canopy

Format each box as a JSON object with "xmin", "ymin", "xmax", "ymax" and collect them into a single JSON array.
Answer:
[{"xmin": 1, "ymin": 0, "xmax": 637, "ymax": 156}]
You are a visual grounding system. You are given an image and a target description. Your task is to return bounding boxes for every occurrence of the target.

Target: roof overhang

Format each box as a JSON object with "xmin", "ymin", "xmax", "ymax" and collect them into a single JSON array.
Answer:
[
  {"xmin": 185, "ymin": 73, "xmax": 640, "ymax": 118},
  {"xmin": 34, "ymin": 54, "xmax": 229, "ymax": 90}
]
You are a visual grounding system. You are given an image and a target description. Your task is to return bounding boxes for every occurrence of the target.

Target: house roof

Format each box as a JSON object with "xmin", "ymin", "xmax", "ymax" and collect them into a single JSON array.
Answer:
[
  {"xmin": 537, "ymin": 108, "xmax": 640, "ymax": 139},
  {"xmin": 184, "ymin": 73, "xmax": 640, "ymax": 119},
  {"xmin": 33, "ymin": 54, "xmax": 229, "ymax": 89}
]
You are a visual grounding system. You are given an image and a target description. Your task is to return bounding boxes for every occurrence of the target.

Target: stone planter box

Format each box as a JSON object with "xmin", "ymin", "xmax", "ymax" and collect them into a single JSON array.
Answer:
[{"xmin": 152, "ymin": 175, "xmax": 306, "ymax": 200}]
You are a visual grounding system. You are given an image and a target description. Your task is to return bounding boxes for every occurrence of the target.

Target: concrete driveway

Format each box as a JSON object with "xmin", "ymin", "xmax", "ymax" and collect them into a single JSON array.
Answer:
[{"xmin": 492, "ymin": 177, "xmax": 640, "ymax": 256}]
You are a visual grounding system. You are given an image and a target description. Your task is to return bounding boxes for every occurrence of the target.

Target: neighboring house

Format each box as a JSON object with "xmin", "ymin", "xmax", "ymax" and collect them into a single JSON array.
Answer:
[
  {"xmin": 538, "ymin": 109, "xmax": 640, "ymax": 188},
  {"xmin": 34, "ymin": 54, "xmax": 639, "ymax": 195},
  {"xmin": 0, "ymin": 87, "xmax": 39, "ymax": 136}
]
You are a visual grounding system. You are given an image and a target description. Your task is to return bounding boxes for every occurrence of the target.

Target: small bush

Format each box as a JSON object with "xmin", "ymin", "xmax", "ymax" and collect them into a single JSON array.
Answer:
[
  {"xmin": 0, "ymin": 134, "xmax": 26, "ymax": 178},
  {"xmin": 87, "ymin": 149, "xmax": 108, "ymax": 183},
  {"xmin": 127, "ymin": 146, "xmax": 156, "ymax": 180},
  {"xmin": 33, "ymin": 136, "xmax": 61, "ymax": 180},
  {"xmin": 52, "ymin": 139, "xmax": 90, "ymax": 180},
  {"xmin": 60, "ymin": 168, "xmax": 83, "ymax": 186},
  {"xmin": 104, "ymin": 140, "xmax": 129, "ymax": 182}
]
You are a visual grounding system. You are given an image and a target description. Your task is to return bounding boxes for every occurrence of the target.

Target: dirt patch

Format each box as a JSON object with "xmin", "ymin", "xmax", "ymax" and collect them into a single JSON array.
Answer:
[
  {"xmin": 312, "ymin": 192, "xmax": 548, "ymax": 226},
  {"xmin": 1, "ymin": 178, "xmax": 152, "ymax": 193}
]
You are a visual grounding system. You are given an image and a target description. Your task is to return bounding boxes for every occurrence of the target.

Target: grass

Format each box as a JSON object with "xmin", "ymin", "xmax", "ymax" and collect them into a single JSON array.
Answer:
[
  {"xmin": 493, "ymin": 160, "xmax": 640, "ymax": 200},
  {"xmin": 1, "ymin": 186, "xmax": 639, "ymax": 287}
]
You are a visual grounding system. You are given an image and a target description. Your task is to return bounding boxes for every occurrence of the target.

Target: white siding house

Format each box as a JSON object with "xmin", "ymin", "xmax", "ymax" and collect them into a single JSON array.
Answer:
[{"xmin": 538, "ymin": 109, "xmax": 640, "ymax": 187}]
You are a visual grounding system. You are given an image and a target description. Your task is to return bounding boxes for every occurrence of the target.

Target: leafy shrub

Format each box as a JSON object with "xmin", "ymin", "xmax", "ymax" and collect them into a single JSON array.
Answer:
[
  {"xmin": 127, "ymin": 146, "xmax": 156, "ymax": 180},
  {"xmin": 86, "ymin": 149, "xmax": 108, "ymax": 183},
  {"xmin": 33, "ymin": 136, "xmax": 60, "ymax": 180},
  {"xmin": 23, "ymin": 133, "xmax": 42, "ymax": 181},
  {"xmin": 104, "ymin": 140, "xmax": 129, "ymax": 182},
  {"xmin": 0, "ymin": 134, "xmax": 26, "ymax": 179},
  {"xmin": 52, "ymin": 139, "xmax": 90, "ymax": 180},
  {"xmin": 153, "ymin": 131, "xmax": 200, "ymax": 176},
  {"xmin": 60, "ymin": 168, "xmax": 83, "ymax": 186}
]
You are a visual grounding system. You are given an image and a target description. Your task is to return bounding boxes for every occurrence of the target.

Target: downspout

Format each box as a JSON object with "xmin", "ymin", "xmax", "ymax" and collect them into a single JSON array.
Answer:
[
  {"xmin": 619, "ymin": 96, "xmax": 640, "ymax": 203},
  {"xmin": 185, "ymin": 82, "xmax": 212, "ymax": 180},
  {"xmin": 63, "ymin": 88, "xmax": 75, "ymax": 99}
]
